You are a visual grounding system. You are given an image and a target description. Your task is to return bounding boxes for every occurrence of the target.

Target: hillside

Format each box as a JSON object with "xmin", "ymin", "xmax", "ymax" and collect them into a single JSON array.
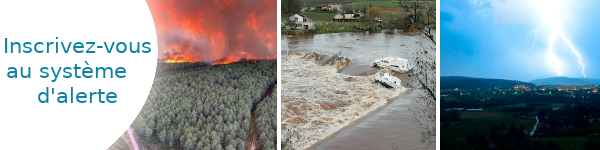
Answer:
[
  {"xmin": 441, "ymin": 76, "xmax": 534, "ymax": 90},
  {"xmin": 530, "ymin": 77, "xmax": 600, "ymax": 85}
]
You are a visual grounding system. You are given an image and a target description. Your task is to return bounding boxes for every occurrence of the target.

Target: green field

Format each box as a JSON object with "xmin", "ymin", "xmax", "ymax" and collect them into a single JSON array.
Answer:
[
  {"xmin": 550, "ymin": 103, "xmax": 565, "ymax": 108},
  {"xmin": 349, "ymin": 1, "xmax": 400, "ymax": 7},
  {"xmin": 444, "ymin": 119, "xmax": 536, "ymax": 138},
  {"xmin": 303, "ymin": 12, "xmax": 336, "ymax": 21},
  {"xmin": 486, "ymin": 103, "xmax": 527, "ymax": 112},
  {"xmin": 444, "ymin": 103, "xmax": 537, "ymax": 138},
  {"xmin": 348, "ymin": 1, "xmax": 435, "ymax": 8},
  {"xmin": 461, "ymin": 112, "xmax": 522, "ymax": 120},
  {"xmin": 301, "ymin": 0, "xmax": 391, "ymax": 1}
]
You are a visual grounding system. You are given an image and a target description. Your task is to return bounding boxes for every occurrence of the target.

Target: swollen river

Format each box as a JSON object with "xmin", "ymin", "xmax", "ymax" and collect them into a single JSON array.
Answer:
[
  {"xmin": 308, "ymin": 91, "xmax": 429, "ymax": 150},
  {"xmin": 283, "ymin": 31, "xmax": 435, "ymax": 75},
  {"xmin": 283, "ymin": 32, "xmax": 435, "ymax": 149}
]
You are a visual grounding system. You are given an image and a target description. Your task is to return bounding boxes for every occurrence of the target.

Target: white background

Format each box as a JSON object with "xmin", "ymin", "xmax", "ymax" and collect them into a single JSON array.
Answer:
[{"xmin": 0, "ymin": 0, "xmax": 157, "ymax": 149}]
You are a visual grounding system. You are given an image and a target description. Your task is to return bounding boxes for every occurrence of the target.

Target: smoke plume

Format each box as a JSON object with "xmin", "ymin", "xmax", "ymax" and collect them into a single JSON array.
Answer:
[{"xmin": 147, "ymin": 0, "xmax": 277, "ymax": 63}]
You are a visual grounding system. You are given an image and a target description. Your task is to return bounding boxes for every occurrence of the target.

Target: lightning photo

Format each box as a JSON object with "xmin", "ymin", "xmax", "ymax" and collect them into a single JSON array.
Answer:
[{"xmin": 530, "ymin": 0, "xmax": 586, "ymax": 77}]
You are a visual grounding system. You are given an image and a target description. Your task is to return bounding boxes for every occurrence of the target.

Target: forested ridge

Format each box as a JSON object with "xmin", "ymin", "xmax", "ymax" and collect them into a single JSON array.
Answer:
[
  {"xmin": 441, "ymin": 76, "xmax": 534, "ymax": 90},
  {"xmin": 132, "ymin": 60, "xmax": 277, "ymax": 150}
]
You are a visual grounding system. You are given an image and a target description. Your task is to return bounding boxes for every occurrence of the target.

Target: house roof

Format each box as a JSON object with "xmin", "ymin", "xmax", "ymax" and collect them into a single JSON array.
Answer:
[
  {"xmin": 290, "ymin": 14, "xmax": 302, "ymax": 19},
  {"xmin": 315, "ymin": 4, "xmax": 327, "ymax": 7},
  {"xmin": 334, "ymin": 13, "xmax": 344, "ymax": 19},
  {"xmin": 296, "ymin": 14, "xmax": 314, "ymax": 22}
]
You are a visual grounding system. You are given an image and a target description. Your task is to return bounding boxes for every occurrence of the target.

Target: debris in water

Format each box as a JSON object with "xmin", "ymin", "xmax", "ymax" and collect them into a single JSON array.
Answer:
[
  {"xmin": 282, "ymin": 53, "xmax": 407, "ymax": 149},
  {"xmin": 372, "ymin": 57, "xmax": 413, "ymax": 73},
  {"xmin": 374, "ymin": 70, "xmax": 402, "ymax": 89}
]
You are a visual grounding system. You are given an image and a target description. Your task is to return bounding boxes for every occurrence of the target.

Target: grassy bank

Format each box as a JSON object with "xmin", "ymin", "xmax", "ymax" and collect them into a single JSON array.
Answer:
[
  {"xmin": 281, "ymin": 20, "xmax": 384, "ymax": 34},
  {"xmin": 307, "ymin": 22, "xmax": 382, "ymax": 34}
]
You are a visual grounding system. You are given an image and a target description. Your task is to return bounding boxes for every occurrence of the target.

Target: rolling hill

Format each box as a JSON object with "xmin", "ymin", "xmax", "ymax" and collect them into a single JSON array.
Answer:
[
  {"xmin": 529, "ymin": 77, "xmax": 600, "ymax": 85},
  {"xmin": 441, "ymin": 76, "xmax": 534, "ymax": 90}
]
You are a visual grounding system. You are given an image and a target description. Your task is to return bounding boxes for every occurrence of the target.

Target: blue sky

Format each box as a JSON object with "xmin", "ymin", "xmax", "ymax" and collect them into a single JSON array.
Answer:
[{"xmin": 441, "ymin": 0, "xmax": 600, "ymax": 81}]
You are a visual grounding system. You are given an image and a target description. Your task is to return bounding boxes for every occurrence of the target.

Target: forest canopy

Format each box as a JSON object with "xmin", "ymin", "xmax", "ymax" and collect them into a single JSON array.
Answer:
[{"xmin": 131, "ymin": 60, "xmax": 277, "ymax": 150}]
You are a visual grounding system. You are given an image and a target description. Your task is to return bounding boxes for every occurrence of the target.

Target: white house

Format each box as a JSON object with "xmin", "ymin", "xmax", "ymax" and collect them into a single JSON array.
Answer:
[
  {"xmin": 333, "ymin": 14, "xmax": 344, "ymax": 20},
  {"xmin": 333, "ymin": 10, "xmax": 360, "ymax": 22},
  {"xmin": 328, "ymin": 3, "xmax": 342, "ymax": 12},
  {"xmin": 288, "ymin": 14, "xmax": 316, "ymax": 30}
]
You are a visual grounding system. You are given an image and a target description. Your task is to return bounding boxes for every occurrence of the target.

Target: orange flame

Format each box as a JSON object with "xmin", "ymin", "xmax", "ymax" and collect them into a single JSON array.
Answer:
[
  {"xmin": 164, "ymin": 58, "xmax": 198, "ymax": 63},
  {"xmin": 165, "ymin": 59, "xmax": 186, "ymax": 63},
  {"xmin": 211, "ymin": 60, "xmax": 234, "ymax": 65},
  {"xmin": 163, "ymin": 55, "xmax": 200, "ymax": 63},
  {"xmin": 149, "ymin": 0, "xmax": 277, "ymax": 65}
]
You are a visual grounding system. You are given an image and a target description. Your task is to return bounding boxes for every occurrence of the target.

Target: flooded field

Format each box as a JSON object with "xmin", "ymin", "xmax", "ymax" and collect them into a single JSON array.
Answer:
[{"xmin": 282, "ymin": 32, "xmax": 434, "ymax": 149}]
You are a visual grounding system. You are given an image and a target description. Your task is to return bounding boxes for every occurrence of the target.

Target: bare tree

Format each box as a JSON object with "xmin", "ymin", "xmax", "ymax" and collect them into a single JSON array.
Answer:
[
  {"xmin": 385, "ymin": 14, "xmax": 400, "ymax": 34},
  {"xmin": 400, "ymin": 0, "xmax": 436, "ymax": 43},
  {"xmin": 401, "ymin": 0, "xmax": 436, "ymax": 148},
  {"xmin": 366, "ymin": 7, "xmax": 383, "ymax": 24},
  {"xmin": 406, "ymin": 41, "xmax": 436, "ymax": 148}
]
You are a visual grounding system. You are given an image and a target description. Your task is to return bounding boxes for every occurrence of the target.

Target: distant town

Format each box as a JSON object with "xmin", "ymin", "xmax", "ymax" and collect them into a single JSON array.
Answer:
[
  {"xmin": 443, "ymin": 84, "xmax": 600, "ymax": 102},
  {"xmin": 441, "ymin": 77, "xmax": 600, "ymax": 149}
]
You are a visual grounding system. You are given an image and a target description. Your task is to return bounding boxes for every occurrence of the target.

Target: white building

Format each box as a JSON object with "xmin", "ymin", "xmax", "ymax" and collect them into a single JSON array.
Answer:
[
  {"xmin": 288, "ymin": 14, "xmax": 316, "ymax": 30},
  {"xmin": 328, "ymin": 3, "xmax": 342, "ymax": 12}
]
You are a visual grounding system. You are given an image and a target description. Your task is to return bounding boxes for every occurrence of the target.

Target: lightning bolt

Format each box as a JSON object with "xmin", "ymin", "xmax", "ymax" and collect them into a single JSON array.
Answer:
[
  {"xmin": 525, "ymin": 0, "xmax": 586, "ymax": 78},
  {"xmin": 547, "ymin": 31, "xmax": 561, "ymax": 76}
]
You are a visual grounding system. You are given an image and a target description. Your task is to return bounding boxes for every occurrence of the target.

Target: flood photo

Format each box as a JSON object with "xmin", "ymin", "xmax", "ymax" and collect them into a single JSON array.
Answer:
[
  {"xmin": 280, "ymin": 0, "xmax": 436, "ymax": 149},
  {"xmin": 441, "ymin": 0, "xmax": 600, "ymax": 149}
]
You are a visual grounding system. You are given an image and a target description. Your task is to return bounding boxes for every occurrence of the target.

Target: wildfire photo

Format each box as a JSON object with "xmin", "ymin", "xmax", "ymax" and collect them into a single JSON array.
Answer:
[
  {"xmin": 148, "ymin": 0, "xmax": 277, "ymax": 63},
  {"xmin": 108, "ymin": 0, "xmax": 277, "ymax": 150}
]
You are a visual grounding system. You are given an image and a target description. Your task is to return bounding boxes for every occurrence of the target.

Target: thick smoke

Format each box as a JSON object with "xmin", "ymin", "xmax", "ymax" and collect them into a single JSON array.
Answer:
[{"xmin": 148, "ymin": 0, "xmax": 277, "ymax": 63}]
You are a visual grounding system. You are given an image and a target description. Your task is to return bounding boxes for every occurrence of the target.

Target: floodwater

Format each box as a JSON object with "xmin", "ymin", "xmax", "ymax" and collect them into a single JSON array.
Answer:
[
  {"xmin": 281, "ymin": 55, "xmax": 407, "ymax": 149},
  {"xmin": 283, "ymin": 31, "xmax": 435, "ymax": 76},
  {"xmin": 283, "ymin": 31, "xmax": 435, "ymax": 149},
  {"xmin": 308, "ymin": 91, "xmax": 429, "ymax": 150}
]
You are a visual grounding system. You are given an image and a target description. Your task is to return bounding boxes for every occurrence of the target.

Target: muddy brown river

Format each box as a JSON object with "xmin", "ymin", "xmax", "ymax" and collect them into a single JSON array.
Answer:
[
  {"xmin": 308, "ymin": 91, "xmax": 428, "ymax": 150},
  {"xmin": 283, "ymin": 31, "xmax": 435, "ymax": 149},
  {"xmin": 283, "ymin": 31, "xmax": 435, "ymax": 75}
]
